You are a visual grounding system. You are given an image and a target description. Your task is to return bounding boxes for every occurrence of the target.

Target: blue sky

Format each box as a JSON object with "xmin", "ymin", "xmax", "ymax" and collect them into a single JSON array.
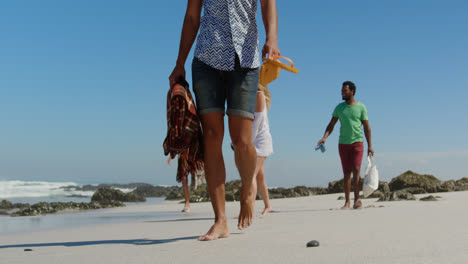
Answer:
[{"xmin": 1, "ymin": 0, "xmax": 467, "ymax": 187}]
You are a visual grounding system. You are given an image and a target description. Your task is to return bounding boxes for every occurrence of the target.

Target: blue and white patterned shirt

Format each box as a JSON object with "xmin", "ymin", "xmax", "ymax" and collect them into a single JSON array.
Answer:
[{"xmin": 194, "ymin": 0, "xmax": 261, "ymax": 71}]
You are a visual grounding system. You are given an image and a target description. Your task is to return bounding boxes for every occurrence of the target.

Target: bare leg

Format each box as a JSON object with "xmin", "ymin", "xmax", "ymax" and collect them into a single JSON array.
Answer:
[
  {"xmin": 352, "ymin": 167, "xmax": 362, "ymax": 209},
  {"xmin": 198, "ymin": 113, "xmax": 230, "ymax": 241},
  {"xmin": 181, "ymin": 177, "xmax": 191, "ymax": 212},
  {"xmin": 229, "ymin": 115, "xmax": 256, "ymax": 230},
  {"xmin": 342, "ymin": 172, "xmax": 352, "ymax": 209},
  {"xmin": 255, "ymin": 157, "xmax": 272, "ymax": 216}
]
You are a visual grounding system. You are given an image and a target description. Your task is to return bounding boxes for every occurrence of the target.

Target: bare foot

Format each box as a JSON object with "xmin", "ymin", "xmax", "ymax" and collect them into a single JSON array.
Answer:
[
  {"xmin": 341, "ymin": 201, "xmax": 351, "ymax": 210},
  {"xmin": 198, "ymin": 220, "xmax": 230, "ymax": 241},
  {"xmin": 181, "ymin": 206, "xmax": 191, "ymax": 212},
  {"xmin": 353, "ymin": 199, "xmax": 362, "ymax": 209},
  {"xmin": 260, "ymin": 207, "xmax": 272, "ymax": 216},
  {"xmin": 238, "ymin": 185, "xmax": 254, "ymax": 230}
]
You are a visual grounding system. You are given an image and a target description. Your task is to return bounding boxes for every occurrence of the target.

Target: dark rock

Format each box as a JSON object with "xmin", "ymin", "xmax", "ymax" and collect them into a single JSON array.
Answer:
[
  {"xmin": 337, "ymin": 196, "xmax": 345, "ymax": 200},
  {"xmin": 224, "ymin": 192, "xmax": 237, "ymax": 202},
  {"xmin": 365, "ymin": 190, "xmax": 385, "ymax": 199},
  {"xmin": 393, "ymin": 190, "xmax": 416, "ymax": 201},
  {"xmin": 363, "ymin": 181, "xmax": 390, "ymax": 199},
  {"xmin": 96, "ymin": 200, "xmax": 125, "ymax": 208},
  {"xmin": 306, "ymin": 240, "xmax": 320, "ymax": 247},
  {"xmin": 165, "ymin": 190, "xmax": 184, "ymax": 200},
  {"xmin": 327, "ymin": 178, "xmax": 364, "ymax": 194},
  {"xmin": 91, "ymin": 187, "xmax": 146, "ymax": 203},
  {"xmin": 399, "ymin": 187, "xmax": 427, "ymax": 194},
  {"xmin": 0, "ymin": 200, "xmax": 13, "ymax": 210},
  {"xmin": 378, "ymin": 181, "xmax": 391, "ymax": 194},
  {"xmin": 225, "ymin": 180, "xmax": 242, "ymax": 192},
  {"xmin": 191, "ymin": 184, "xmax": 210, "ymax": 202},
  {"xmin": 389, "ymin": 170, "xmax": 441, "ymax": 193},
  {"xmin": 189, "ymin": 195, "xmax": 209, "ymax": 203},
  {"xmin": 377, "ymin": 190, "xmax": 416, "ymax": 201},
  {"xmin": 308, "ymin": 187, "xmax": 329, "ymax": 195},
  {"xmin": 439, "ymin": 180, "xmax": 456, "ymax": 192},
  {"xmin": 11, "ymin": 200, "xmax": 126, "ymax": 217},
  {"xmin": 269, "ymin": 188, "xmax": 300, "ymax": 199},
  {"xmin": 62, "ymin": 183, "xmax": 162, "ymax": 194},
  {"xmin": 122, "ymin": 192, "xmax": 146, "ymax": 202},
  {"xmin": 454, "ymin": 178, "xmax": 468, "ymax": 191},
  {"xmin": 91, "ymin": 187, "xmax": 123, "ymax": 202},
  {"xmin": 132, "ymin": 185, "xmax": 181, "ymax": 197},
  {"xmin": 165, "ymin": 179, "xmax": 330, "ymax": 203},
  {"xmin": 293, "ymin": 186, "xmax": 313, "ymax": 196},
  {"xmin": 420, "ymin": 195, "xmax": 438, "ymax": 201},
  {"xmin": 12, "ymin": 203, "xmax": 31, "ymax": 210}
]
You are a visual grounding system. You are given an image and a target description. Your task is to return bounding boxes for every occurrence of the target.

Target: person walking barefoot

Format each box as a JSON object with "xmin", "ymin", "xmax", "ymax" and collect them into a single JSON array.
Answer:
[
  {"xmin": 251, "ymin": 84, "xmax": 274, "ymax": 216},
  {"xmin": 169, "ymin": 0, "xmax": 280, "ymax": 241},
  {"xmin": 317, "ymin": 81, "xmax": 374, "ymax": 209}
]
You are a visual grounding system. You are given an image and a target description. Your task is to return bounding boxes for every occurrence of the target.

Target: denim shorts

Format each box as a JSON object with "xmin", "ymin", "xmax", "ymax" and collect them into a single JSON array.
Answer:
[{"xmin": 191, "ymin": 56, "xmax": 259, "ymax": 120}]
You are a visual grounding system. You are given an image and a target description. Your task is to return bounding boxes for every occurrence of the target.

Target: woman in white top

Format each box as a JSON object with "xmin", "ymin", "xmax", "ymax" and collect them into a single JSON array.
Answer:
[{"xmin": 251, "ymin": 84, "xmax": 273, "ymax": 216}]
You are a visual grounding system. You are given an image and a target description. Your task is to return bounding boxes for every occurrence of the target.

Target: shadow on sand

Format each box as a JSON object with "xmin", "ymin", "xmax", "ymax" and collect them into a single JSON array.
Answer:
[
  {"xmin": 0, "ymin": 236, "xmax": 200, "ymax": 249},
  {"xmin": 144, "ymin": 217, "xmax": 213, "ymax": 223}
]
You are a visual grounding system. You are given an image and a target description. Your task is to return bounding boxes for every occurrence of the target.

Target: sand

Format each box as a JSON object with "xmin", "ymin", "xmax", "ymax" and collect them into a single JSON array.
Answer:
[{"xmin": 1, "ymin": 191, "xmax": 467, "ymax": 264}]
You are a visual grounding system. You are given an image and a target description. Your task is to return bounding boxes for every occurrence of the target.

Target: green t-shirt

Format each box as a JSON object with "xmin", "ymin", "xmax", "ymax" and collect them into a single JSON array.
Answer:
[{"xmin": 332, "ymin": 102, "xmax": 368, "ymax": 144}]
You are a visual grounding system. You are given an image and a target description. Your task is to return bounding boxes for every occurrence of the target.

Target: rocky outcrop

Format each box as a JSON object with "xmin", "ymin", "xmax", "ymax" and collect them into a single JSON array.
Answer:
[
  {"xmin": 377, "ymin": 190, "xmax": 416, "ymax": 201},
  {"xmin": 389, "ymin": 171, "xmax": 442, "ymax": 193},
  {"xmin": 11, "ymin": 201, "xmax": 125, "ymax": 217},
  {"xmin": 91, "ymin": 187, "xmax": 146, "ymax": 203},
  {"xmin": 132, "ymin": 185, "xmax": 182, "ymax": 197},
  {"xmin": 61, "ymin": 183, "xmax": 176, "ymax": 196},
  {"xmin": 439, "ymin": 180, "xmax": 456, "ymax": 192},
  {"xmin": 0, "ymin": 200, "xmax": 31, "ymax": 215},
  {"xmin": 165, "ymin": 190, "xmax": 185, "ymax": 200},
  {"xmin": 0, "ymin": 200, "xmax": 13, "ymax": 210},
  {"xmin": 166, "ymin": 180, "xmax": 329, "ymax": 202},
  {"xmin": 327, "ymin": 178, "xmax": 364, "ymax": 194},
  {"xmin": 398, "ymin": 187, "xmax": 427, "ymax": 194},
  {"xmin": 189, "ymin": 184, "xmax": 210, "ymax": 203},
  {"xmin": 420, "ymin": 195, "xmax": 438, "ymax": 201},
  {"xmin": 6, "ymin": 186, "xmax": 144, "ymax": 216},
  {"xmin": 454, "ymin": 178, "xmax": 468, "ymax": 191},
  {"xmin": 364, "ymin": 181, "xmax": 391, "ymax": 199}
]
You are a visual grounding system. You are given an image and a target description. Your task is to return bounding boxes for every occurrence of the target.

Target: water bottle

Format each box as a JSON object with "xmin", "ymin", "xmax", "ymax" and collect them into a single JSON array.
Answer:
[{"xmin": 315, "ymin": 143, "xmax": 326, "ymax": 153}]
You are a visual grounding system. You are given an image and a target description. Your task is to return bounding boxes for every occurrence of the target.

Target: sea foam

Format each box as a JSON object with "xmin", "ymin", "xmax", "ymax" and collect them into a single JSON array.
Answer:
[{"xmin": 0, "ymin": 180, "xmax": 94, "ymax": 199}]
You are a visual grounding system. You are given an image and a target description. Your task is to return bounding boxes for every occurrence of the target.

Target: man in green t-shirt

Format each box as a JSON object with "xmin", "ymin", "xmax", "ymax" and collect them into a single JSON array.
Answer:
[{"xmin": 317, "ymin": 81, "xmax": 374, "ymax": 209}]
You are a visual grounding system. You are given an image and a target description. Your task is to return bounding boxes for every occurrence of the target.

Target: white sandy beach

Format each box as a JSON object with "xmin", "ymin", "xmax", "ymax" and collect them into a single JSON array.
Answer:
[{"xmin": 1, "ymin": 191, "xmax": 467, "ymax": 264}]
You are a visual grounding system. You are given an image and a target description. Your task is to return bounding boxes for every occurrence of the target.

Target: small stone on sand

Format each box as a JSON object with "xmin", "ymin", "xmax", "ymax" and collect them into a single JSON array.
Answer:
[{"xmin": 307, "ymin": 240, "xmax": 320, "ymax": 247}]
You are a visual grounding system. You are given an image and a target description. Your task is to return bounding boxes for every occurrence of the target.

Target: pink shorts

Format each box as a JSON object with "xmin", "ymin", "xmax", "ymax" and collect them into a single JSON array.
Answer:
[{"xmin": 338, "ymin": 142, "xmax": 364, "ymax": 174}]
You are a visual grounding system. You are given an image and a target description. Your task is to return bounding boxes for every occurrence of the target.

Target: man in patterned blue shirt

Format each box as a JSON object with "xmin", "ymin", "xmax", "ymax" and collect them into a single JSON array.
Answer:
[{"xmin": 169, "ymin": 0, "xmax": 280, "ymax": 241}]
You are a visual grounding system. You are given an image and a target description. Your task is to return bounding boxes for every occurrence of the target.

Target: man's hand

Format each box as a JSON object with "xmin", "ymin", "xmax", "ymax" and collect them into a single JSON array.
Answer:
[
  {"xmin": 368, "ymin": 146, "xmax": 375, "ymax": 157},
  {"xmin": 262, "ymin": 39, "xmax": 280, "ymax": 59},
  {"xmin": 168, "ymin": 64, "xmax": 186, "ymax": 87},
  {"xmin": 317, "ymin": 138, "xmax": 326, "ymax": 147}
]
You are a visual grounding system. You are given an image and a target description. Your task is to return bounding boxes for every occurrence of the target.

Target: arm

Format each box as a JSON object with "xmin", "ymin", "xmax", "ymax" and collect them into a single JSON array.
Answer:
[
  {"xmin": 168, "ymin": 0, "xmax": 203, "ymax": 86},
  {"xmin": 362, "ymin": 120, "xmax": 374, "ymax": 156},
  {"xmin": 255, "ymin": 92, "xmax": 265, "ymax": 113},
  {"xmin": 317, "ymin": 117, "xmax": 338, "ymax": 146},
  {"xmin": 260, "ymin": 0, "xmax": 280, "ymax": 58}
]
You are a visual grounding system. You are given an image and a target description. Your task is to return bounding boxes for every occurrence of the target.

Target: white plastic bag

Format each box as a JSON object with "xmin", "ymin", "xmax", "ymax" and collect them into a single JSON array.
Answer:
[{"xmin": 363, "ymin": 155, "xmax": 379, "ymax": 197}]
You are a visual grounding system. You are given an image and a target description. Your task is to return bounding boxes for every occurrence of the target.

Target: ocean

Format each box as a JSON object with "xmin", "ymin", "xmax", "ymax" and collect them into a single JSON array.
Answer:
[
  {"xmin": 0, "ymin": 180, "xmax": 181, "ymax": 235},
  {"xmin": 0, "ymin": 180, "xmax": 135, "ymax": 204}
]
